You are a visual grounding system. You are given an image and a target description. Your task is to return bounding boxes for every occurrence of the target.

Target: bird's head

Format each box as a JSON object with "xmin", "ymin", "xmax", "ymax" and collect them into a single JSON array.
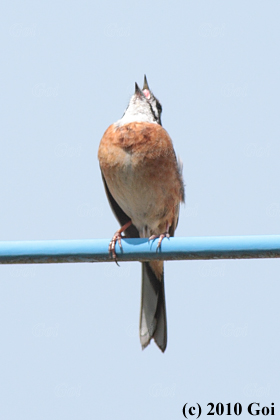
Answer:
[{"xmin": 116, "ymin": 77, "xmax": 162, "ymax": 126}]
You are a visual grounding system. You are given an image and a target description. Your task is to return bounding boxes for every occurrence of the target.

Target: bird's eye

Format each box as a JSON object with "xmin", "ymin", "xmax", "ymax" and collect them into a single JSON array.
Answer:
[{"xmin": 157, "ymin": 102, "xmax": 162, "ymax": 114}]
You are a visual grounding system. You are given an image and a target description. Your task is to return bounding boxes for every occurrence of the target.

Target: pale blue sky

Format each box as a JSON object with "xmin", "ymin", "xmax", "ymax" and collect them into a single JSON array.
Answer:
[{"xmin": 0, "ymin": 0, "xmax": 279, "ymax": 418}]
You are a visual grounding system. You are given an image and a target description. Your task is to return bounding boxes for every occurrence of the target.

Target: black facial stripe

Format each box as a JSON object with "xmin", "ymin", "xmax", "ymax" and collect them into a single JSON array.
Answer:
[
  {"xmin": 156, "ymin": 103, "xmax": 162, "ymax": 113},
  {"xmin": 148, "ymin": 102, "xmax": 157, "ymax": 121}
]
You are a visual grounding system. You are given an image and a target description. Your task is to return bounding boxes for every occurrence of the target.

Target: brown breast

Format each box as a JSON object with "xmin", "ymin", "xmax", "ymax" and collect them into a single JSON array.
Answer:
[{"xmin": 98, "ymin": 122, "xmax": 184, "ymax": 235}]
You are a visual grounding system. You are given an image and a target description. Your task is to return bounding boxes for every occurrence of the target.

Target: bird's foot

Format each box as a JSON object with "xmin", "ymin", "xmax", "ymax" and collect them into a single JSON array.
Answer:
[
  {"xmin": 149, "ymin": 223, "xmax": 170, "ymax": 250},
  {"xmin": 109, "ymin": 220, "xmax": 132, "ymax": 264}
]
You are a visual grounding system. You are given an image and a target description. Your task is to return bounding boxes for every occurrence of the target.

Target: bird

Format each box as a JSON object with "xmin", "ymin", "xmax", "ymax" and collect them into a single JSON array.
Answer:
[{"xmin": 98, "ymin": 76, "xmax": 184, "ymax": 352}]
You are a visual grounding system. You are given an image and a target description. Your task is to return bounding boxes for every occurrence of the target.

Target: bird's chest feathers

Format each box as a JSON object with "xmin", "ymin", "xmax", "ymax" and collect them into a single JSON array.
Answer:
[
  {"xmin": 98, "ymin": 122, "xmax": 180, "ymax": 232},
  {"xmin": 101, "ymin": 123, "xmax": 158, "ymax": 171},
  {"xmin": 99, "ymin": 122, "xmax": 175, "ymax": 192}
]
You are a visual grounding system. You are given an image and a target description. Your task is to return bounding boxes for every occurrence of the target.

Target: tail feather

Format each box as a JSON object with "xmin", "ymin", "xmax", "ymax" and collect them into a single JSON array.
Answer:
[{"xmin": 140, "ymin": 261, "xmax": 167, "ymax": 352}]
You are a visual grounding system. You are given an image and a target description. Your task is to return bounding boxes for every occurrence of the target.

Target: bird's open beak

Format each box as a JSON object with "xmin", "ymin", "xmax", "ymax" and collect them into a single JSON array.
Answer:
[
  {"xmin": 142, "ymin": 75, "xmax": 151, "ymax": 99},
  {"xmin": 135, "ymin": 82, "xmax": 145, "ymax": 98}
]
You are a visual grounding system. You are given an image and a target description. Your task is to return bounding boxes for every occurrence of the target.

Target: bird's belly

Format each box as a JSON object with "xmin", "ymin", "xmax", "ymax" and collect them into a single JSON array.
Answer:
[{"xmin": 104, "ymin": 153, "xmax": 172, "ymax": 234}]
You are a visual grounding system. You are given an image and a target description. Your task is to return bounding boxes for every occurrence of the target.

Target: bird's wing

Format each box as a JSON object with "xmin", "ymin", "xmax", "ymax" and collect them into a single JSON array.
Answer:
[{"xmin": 101, "ymin": 172, "xmax": 140, "ymax": 238}]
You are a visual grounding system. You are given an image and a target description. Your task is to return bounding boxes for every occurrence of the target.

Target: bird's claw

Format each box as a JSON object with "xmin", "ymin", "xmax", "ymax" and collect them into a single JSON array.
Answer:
[
  {"xmin": 109, "ymin": 232, "xmax": 123, "ymax": 265},
  {"xmin": 149, "ymin": 232, "xmax": 170, "ymax": 251},
  {"xmin": 109, "ymin": 220, "xmax": 132, "ymax": 265}
]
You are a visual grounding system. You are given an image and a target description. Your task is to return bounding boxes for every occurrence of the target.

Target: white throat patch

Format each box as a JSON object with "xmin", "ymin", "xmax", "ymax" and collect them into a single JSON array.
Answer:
[{"xmin": 114, "ymin": 94, "xmax": 157, "ymax": 127}]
